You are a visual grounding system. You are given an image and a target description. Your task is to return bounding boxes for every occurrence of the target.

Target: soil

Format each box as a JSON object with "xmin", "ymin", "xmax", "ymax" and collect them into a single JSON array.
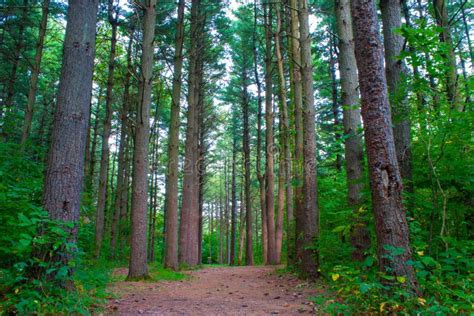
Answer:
[{"xmin": 106, "ymin": 265, "xmax": 325, "ymax": 315}]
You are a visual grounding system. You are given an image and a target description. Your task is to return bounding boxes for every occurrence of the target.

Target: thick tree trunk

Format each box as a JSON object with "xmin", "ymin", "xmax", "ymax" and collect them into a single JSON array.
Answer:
[
  {"xmin": 127, "ymin": 0, "xmax": 157, "ymax": 280},
  {"xmin": 335, "ymin": 0, "xmax": 370, "ymax": 261},
  {"xmin": 95, "ymin": 3, "xmax": 118, "ymax": 258},
  {"xmin": 351, "ymin": 0, "xmax": 419, "ymax": 293},
  {"xmin": 20, "ymin": 0, "xmax": 50, "ymax": 146},
  {"xmin": 164, "ymin": 0, "xmax": 185, "ymax": 271},
  {"xmin": 42, "ymin": 0, "xmax": 99, "ymax": 281},
  {"xmin": 380, "ymin": 0, "xmax": 413, "ymax": 199},
  {"xmin": 242, "ymin": 70, "xmax": 254, "ymax": 265},
  {"xmin": 289, "ymin": 0, "xmax": 304, "ymax": 267},
  {"xmin": 264, "ymin": 3, "xmax": 277, "ymax": 265},
  {"xmin": 180, "ymin": 0, "xmax": 204, "ymax": 267},
  {"xmin": 298, "ymin": 0, "xmax": 319, "ymax": 279}
]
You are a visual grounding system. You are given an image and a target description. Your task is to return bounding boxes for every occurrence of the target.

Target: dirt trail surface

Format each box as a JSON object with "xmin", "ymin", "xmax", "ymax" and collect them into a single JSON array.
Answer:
[{"xmin": 107, "ymin": 266, "xmax": 324, "ymax": 315}]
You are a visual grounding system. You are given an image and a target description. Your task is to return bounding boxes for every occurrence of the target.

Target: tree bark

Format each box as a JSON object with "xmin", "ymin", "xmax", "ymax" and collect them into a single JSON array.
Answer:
[
  {"xmin": 253, "ymin": 0, "xmax": 267, "ymax": 264},
  {"xmin": 289, "ymin": 0, "xmax": 304, "ymax": 267},
  {"xmin": 230, "ymin": 137, "xmax": 237, "ymax": 265},
  {"xmin": 180, "ymin": 0, "xmax": 204, "ymax": 267},
  {"xmin": 298, "ymin": 0, "xmax": 319, "ymax": 279},
  {"xmin": 95, "ymin": 1, "xmax": 118, "ymax": 258},
  {"xmin": 127, "ymin": 0, "xmax": 157, "ymax": 280},
  {"xmin": 329, "ymin": 34, "xmax": 342, "ymax": 171},
  {"xmin": 380, "ymin": 0, "xmax": 413, "ymax": 199},
  {"xmin": 110, "ymin": 31, "xmax": 133, "ymax": 259},
  {"xmin": 264, "ymin": 2, "xmax": 277, "ymax": 265},
  {"xmin": 351, "ymin": 0, "xmax": 419, "ymax": 293},
  {"xmin": 242, "ymin": 68, "xmax": 254, "ymax": 265},
  {"xmin": 20, "ymin": 0, "xmax": 50, "ymax": 146},
  {"xmin": 42, "ymin": 0, "xmax": 99, "ymax": 281},
  {"xmin": 164, "ymin": 0, "xmax": 185, "ymax": 271},
  {"xmin": 335, "ymin": 0, "xmax": 370, "ymax": 261}
]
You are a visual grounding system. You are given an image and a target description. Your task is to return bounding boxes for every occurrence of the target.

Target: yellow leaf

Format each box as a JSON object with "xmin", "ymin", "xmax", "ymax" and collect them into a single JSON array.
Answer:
[
  {"xmin": 417, "ymin": 297, "xmax": 426, "ymax": 306},
  {"xmin": 417, "ymin": 250, "xmax": 424, "ymax": 256},
  {"xmin": 331, "ymin": 273, "xmax": 340, "ymax": 281},
  {"xmin": 380, "ymin": 302, "xmax": 386, "ymax": 312},
  {"xmin": 397, "ymin": 276, "xmax": 406, "ymax": 283},
  {"xmin": 14, "ymin": 288, "xmax": 19, "ymax": 294}
]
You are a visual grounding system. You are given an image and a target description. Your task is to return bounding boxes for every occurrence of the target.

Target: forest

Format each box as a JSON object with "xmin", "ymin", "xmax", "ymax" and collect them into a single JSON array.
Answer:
[{"xmin": 0, "ymin": 0, "xmax": 472, "ymax": 314}]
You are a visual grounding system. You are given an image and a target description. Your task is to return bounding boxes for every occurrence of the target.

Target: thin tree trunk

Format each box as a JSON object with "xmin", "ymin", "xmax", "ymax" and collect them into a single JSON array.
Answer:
[
  {"xmin": 335, "ymin": 0, "xmax": 370, "ymax": 261},
  {"xmin": 264, "ymin": 2, "xmax": 277, "ymax": 265},
  {"xmin": 180, "ymin": 0, "xmax": 204, "ymax": 267},
  {"xmin": 274, "ymin": 2, "xmax": 290, "ymax": 264},
  {"xmin": 110, "ymin": 31, "xmax": 133, "ymax": 259},
  {"xmin": 253, "ymin": 0, "xmax": 267, "ymax": 265},
  {"xmin": 42, "ymin": 0, "xmax": 99, "ymax": 284},
  {"xmin": 242, "ymin": 68, "xmax": 254, "ymax": 265},
  {"xmin": 351, "ymin": 0, "xmax": 419, "ymax": 293},
  {"xmin": 298, "ymin": 0, "xmax": 319, "ymax": 279},
  {"xmin": 95, "ymin": 1, "xmax": 118, "ymax": 258},
  {"xmin": 164, "ymin": 0, "xmax": 185, "ymax": 271},
  {"xmin": 20, "ymin": 0, "xmax": 50, "ymax": 146},
  {"xmin": 433, "ymin": 0, "xmax": 461, "ymax": 110},
  {"xmin": 128, "ymin": 0, "xmax": 157, "ymax": 280},
  {"xmin": 87, "ymin": 91, "xmax": 102, "ymax": 191},
  {"xmin": 329, "ymin": 34, "xmax": 342, "ymax": 171},
  {"xmin": 230, "ymin": 137, "xmax": 237, "ymax": 265},
  {"xmin": 289, "ymin": 0, "xmax": 304, "ymax": 267},
  {"xmin": 238, "ymin": 177, "xmax": 246, "ymax": 265}
]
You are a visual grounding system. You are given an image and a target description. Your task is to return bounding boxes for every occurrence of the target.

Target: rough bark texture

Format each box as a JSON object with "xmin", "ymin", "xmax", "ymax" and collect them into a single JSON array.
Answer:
[
  {"xmin": 20, "ymin": 0, "xmax": 50, "ymax": 146},
  {"xmin": 264, "ymin": 3, "xmax": 277, "ymax": 265},
  {"xmin": 351, "ymin": 0, "xmax": 419, "ymax": 293},
  {"xmin": 253, "ymin": 0, "xmax": 267, "ymax": 265},
  {"xmin": 180, "ymin": 0, "xmax": 204, "ymax": 267},
  {"xmin": 95, "ymin": 2, "xmax": 118, "ymax": 258},
  {"xmin": 42, "ymin": 0, "xmax": 99, "ymax": 275},
  {"xmin": 128, "ymin": 0, "xmax": 157, "ymax": 280},
  {"xmin": 335, "ymin": 0, "xmax": 370, "ymax": 261},
  {"xmin": 289, "ymin": 0, "xmax": 304, "ymax": 268},
  {"xmin": 164, "ymin": 0, "xmax": 185, "ymax": 271},
  {"xmin": 298, "ymin": 0, "xmax": 319, "ymax": 279},
  {"xmin": 380, "ymin": 0, "xmax": 413, "ymax": 198}
]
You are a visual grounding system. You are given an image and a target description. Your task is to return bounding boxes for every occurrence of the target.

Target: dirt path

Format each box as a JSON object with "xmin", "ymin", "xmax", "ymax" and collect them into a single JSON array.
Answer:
[{"xmin": 107, "ymin": 266, "xmax": 324, "ymax": 315}]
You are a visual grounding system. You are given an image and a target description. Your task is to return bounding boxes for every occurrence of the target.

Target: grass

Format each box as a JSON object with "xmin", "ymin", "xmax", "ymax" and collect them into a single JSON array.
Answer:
[{"xmin": 110, "ymin": 263, "xmax": 187, "ymax": 283}]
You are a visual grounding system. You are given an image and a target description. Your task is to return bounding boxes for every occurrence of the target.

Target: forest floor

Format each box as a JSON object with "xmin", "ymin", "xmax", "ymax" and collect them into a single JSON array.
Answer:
[{"xmin": 106, "ymin": 265, "xmax": 325, "ymax": 315}]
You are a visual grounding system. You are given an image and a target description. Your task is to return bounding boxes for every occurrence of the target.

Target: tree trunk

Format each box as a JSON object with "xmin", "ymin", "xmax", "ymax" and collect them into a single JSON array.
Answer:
[
  {"xmin": 20, "ymin": 0, "xmax": 50, "ymax": 146},
  {"xmin": 351, "ymin": 0, "xmax": 419, "ymax": 293},
  {"xmin": 42, "ymin": 0, "xmax": 99, "ymax": 282},
  {"xmin": 289, "ymin": 0, "xmax": 304, "ymax": 267},
  {"xmin": 87, "ymin": 92, "xmax": 101, "ymax": 191},
  {"xmin": 298, "ymin": 0, "xmax": 319, "ymax": 279},
  {"xmin": 380, "ymin": 0, "xmax": 414, "ymax": 199},
  {"xmin": 164, "ymin": 0, "xmax": 185, "ymax": 271},
  {"xmin": 127, "ymin": 0, "xmax": 157, "ymax": 280},
  {"xmin": 110, "ymin": 31, "xmax": 133, "ymax": 259},
  {"xmin": 329, "ymin": 34, "xmax": 342, "ymax": 171},
  {"xmin": 335, "ymin": 0, "xmax": 370, "ymax": 261},
  {"xmin": 180, "ymin": 0, "xmax": 204, "ymax": 267},
  {"xmin": 230, "ymin": 137, "xmax": 237, "ymax": 265},
  {"xmin": 253, "ymin": 0, "xmax": 267, "ymax": 265},
  {"xmin": 242, "ymin": 68, "xmax": 254, "ymax": 265},
  {"xmin": 264, "ymin": 3, "xmax": 277, "ymax": 265},
  {"xmin": 95, "ymin": 2, "xmax": 118, "ymax": 258},
  {"xmin": 274, "ymin": 2, "xmax": 291, "ymax": 264},
  {"xmin": 433, "ymin": 0, "xmax": 461, "ymax": 110}
]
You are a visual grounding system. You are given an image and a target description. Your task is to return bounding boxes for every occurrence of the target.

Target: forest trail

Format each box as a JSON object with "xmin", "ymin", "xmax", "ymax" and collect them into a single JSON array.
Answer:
[{"xmin": 107, "ymin": 266, "xmax": 323, "ymax": 315}]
